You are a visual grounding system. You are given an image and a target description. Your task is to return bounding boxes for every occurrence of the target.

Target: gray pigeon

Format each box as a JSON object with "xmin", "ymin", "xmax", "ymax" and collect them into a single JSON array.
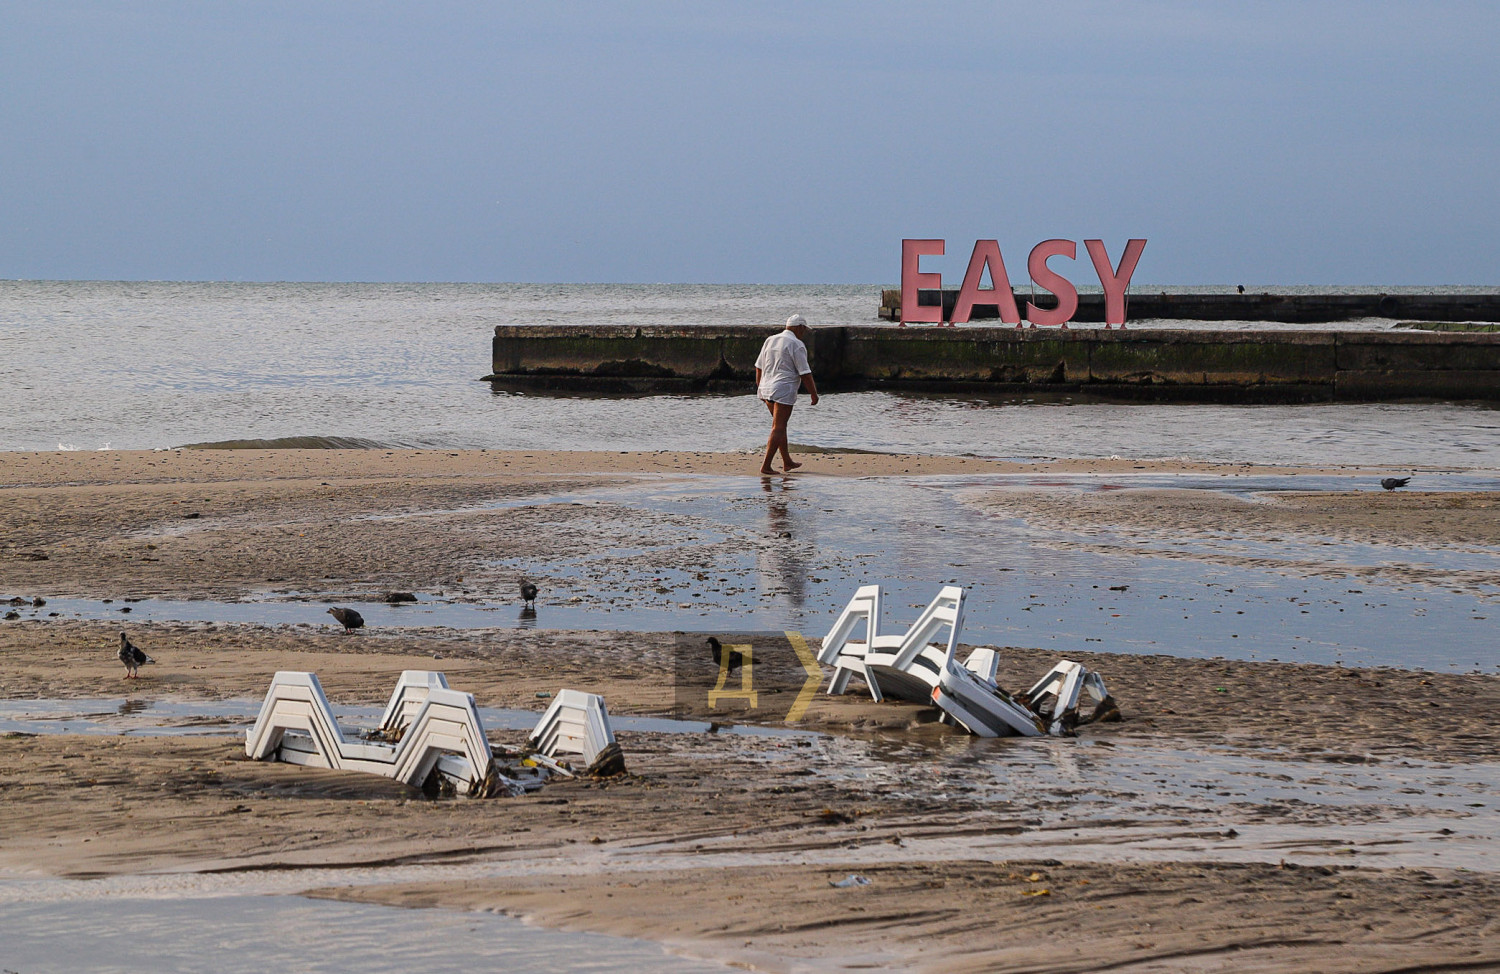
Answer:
[
  {"xmin": 519, "ymin": 580, "xmax": 538, "ymax": 608},
  {"xmin": 118, "ymin": 631, "xmax": 154, "ymax": 679},
  {"xmin": 1381, "ymin": 477, "xmax": 1411, "ymax": 491},
  {"xmin": 326, "ymin": 606, "xmax": 364, "ymax": 632}
]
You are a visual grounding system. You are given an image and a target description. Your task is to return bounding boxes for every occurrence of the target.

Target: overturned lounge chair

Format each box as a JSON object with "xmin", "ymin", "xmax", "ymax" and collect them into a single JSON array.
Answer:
[
  {"xmin": 245, "ymin": 670, "xmax": 497, "ymax": 793},
  {"xmin": 933, "ymin": 655, "xmax": 1117, "ymax": 738}
]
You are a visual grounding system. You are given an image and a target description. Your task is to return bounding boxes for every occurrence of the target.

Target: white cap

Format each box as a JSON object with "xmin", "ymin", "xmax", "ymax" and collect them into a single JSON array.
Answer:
[{"xmin": 785, "ymin": 313, "xmax": 808, "ymax": 330}]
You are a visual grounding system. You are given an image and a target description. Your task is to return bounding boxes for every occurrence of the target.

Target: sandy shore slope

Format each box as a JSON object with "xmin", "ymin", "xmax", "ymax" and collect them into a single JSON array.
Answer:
[{"xmin": 2, "ymin": 449, "xmax": 1498, "ymax": 972}]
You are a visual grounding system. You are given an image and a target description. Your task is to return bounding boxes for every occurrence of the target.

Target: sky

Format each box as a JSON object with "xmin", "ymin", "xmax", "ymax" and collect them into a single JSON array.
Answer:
[{"xmin": 1, "ymin": 1, "xmax": 1497, "ymax": 285}]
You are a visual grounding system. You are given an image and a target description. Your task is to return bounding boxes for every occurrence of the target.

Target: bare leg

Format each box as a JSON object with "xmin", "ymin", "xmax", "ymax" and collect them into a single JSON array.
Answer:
[{"xmin": 761, "ymin": 400, "xmax": 795, "ymax": 474}]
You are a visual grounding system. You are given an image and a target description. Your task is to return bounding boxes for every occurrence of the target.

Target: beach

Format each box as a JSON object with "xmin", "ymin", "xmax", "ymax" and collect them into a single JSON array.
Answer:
[{"xmin": 2, "ymin": 448, "xmax": 1498, "ymax": 971}]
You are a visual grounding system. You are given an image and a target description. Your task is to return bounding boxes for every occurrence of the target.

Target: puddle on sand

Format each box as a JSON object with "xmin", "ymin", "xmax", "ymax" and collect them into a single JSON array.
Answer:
[
  {"xmin": 9, "ymin": 472, "xmax": 1500, "ymax": 671},
  {"xmin": 0, "ymin": 893, "xmax": 726, "ymax": 974},
  {"xmin": 0, "ymin": 697, "xmax": 816, "ymax": 740}
]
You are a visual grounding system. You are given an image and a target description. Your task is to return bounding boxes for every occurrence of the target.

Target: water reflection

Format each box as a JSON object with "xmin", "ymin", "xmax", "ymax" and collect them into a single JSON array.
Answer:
[
  {"xmin": 758, "ymin": 478, "xmax": 810, "ymax": 609},
  {"xmin": 516, "ymin": 606, "xmax": 538, "ymax": 629}
]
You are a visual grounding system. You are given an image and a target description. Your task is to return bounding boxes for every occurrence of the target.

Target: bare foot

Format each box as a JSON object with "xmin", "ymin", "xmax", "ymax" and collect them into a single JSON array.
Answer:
[
  {"xmin": 783, "ymin": 460, "xmax": 803, "ymax": 471},
  {"xmin": 759, "ymin": 467, "xmax": 777, "ymax": 476}
]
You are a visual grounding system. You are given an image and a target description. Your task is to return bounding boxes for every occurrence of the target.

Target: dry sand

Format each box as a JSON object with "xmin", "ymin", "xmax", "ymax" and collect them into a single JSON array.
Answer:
[{"xmin": 2, "ymin": 449, "xmax": 1498, "ymax": 972}]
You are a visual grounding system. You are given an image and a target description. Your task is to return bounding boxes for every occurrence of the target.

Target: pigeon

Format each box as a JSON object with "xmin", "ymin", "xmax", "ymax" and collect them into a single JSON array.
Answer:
[
  {"xmin": 707, "ymin": 636, "xmax": 743, "ymax": 675},
  {"xmin": 519, "ymin": 580, "xmax": 538, "ymax": 608},
  {"xmin": 1381, "ymin": 477, "xmax": 1411, "ymax": 491},
  {"xmin": 118, "ymin": 631, "xmax": 154, "ymax": 679},
  {"xmin": 326, "ymin": 606, "xmax": 364, "ymax": 632}
]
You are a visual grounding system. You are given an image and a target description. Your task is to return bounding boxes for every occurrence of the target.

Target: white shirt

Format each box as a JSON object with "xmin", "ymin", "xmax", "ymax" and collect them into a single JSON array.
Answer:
[{"xmin": 755, "ymin": 330, "xmax": 811, "ymax": 404}]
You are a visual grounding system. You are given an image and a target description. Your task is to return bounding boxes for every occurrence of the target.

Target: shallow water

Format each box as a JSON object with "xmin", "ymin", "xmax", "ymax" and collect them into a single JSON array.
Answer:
[
  {"xmin": 5, "ymin": 280, "xmax": 1500, "ymax": 464},
  {"xmin": 11, "ymin": 472, "xmax": 1497, "ymax": 671},
  {"xmin": 0, "ymin": 893, "xmax": 724, "ymax": 973},
  {"xmin": 0, "ymin": 697, "xmax": 814, "ymax": 740}
]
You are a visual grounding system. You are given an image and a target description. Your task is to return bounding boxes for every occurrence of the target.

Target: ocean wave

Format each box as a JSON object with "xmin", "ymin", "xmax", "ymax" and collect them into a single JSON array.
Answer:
[{"xmin": 178, "ymin": 435, "xmax": 395, "ymax": 450}]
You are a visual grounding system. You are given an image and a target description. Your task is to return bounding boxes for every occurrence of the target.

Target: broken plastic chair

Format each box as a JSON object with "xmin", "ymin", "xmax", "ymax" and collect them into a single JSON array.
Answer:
[
  {"xmin": 526, "ymin": 688, "xmax": 626, "ymax": 776},
  {"xmin": 932, "ymin": 655, "xmax": 1118, "ymax": 737},
  {"xmin": 244, "ymin": 670, "xmax": 499, "ymax": 794},
  {"xmin": 1021, "ymin": 660, "xmax": 1119, "ymax": 735}
]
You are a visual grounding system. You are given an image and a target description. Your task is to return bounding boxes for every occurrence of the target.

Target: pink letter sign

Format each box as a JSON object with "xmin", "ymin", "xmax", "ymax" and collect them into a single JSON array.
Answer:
[
  {"xmin": 1085, "ymin": 238, "xmax": 1147, "ymax": 326},
  {"xmin": 951, "ymin": 240, "xmax": 1020, "ymax": 325},
  {"xmin": 900, "ymin": 238, "xmax": 1147, "ymax": 326},
  {"xmin": 900, "ymin": 239, "xmax": 945, "ymax": 324},
  {"xmin": 1025, "ymin": 239, "xmax": 1078, "ymax": 327}
]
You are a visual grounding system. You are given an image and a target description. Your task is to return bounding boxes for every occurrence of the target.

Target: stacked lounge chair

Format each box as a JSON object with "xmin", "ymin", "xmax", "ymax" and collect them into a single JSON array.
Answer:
[
  {"xmin": 245, "ymin": 670, "xmax": 498, "ymax": 794},
  {"xmin": 527, "ymin": 688, "xmax": 626, "ymax": 777},
  {"xmin": 246, "ymin": 672, "xmax": 628, "ymax": 792}
]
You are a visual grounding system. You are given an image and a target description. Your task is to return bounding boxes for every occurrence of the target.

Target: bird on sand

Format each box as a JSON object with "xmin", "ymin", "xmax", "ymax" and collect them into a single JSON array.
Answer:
[
  {"xmin": 707, "ymin": 636, "xmax": 743, "ymax": 675},
  {"xmin": 1381, "ymin": 477, "xmax": 1411, "ymax": 491},
  {"xmin": 326, "ymin": 606, "xmax": 364, "ymax": 632},
  {"xmin": 519, "ymin": 580, "xmax": 538, "ymax": 608},
  {"xmin": 118, "ymin": 631, "xmax": 155, "ymax": 679}
]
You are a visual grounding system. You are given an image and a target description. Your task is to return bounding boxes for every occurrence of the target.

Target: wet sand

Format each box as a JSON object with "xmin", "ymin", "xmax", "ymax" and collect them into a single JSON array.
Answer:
[
  {"xmin": 0, "ymin": 448, "xmax": 1452, "ymax": 603},
  {"xmin": 2, "ymin": 449, "xmax": 1499, "ymax": 972}
]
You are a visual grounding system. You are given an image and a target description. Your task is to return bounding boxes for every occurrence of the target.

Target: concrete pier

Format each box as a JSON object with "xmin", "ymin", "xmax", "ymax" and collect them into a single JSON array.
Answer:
[
  {"xmin": 877, "ymin": 289, "xmax": 1500, "ymax": 324},
  {"xmin": 488, "ymin": 325, "xmax": 1500, "ymax": 403}
]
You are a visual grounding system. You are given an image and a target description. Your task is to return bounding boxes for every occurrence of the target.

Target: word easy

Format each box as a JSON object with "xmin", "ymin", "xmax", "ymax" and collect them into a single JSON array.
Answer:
[{"xmin": 902, "ymin": 238, "xmax": 1147, "ymax": 326}]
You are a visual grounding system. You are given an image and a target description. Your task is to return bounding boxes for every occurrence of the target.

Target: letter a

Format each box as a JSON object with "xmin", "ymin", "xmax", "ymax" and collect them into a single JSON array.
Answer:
[
  {"xmin": 1085, "ymin": 239, "xmax": 1147, "ymax": 326},
  {"xmin": 951, "ymin": 240, "xmax": 1021, "ymax": 324}
]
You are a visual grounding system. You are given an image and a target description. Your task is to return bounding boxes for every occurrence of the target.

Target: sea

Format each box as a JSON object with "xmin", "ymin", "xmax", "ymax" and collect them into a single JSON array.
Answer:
[{"xmin": 2, "ymin": 279, "xmax": 1499, "ymax": 464}]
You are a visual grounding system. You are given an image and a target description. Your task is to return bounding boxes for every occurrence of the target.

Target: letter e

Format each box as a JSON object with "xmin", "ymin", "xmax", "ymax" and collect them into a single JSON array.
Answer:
[{"xmin": 901, "ymin": 239, "xmax": 945, "ymax": 324}]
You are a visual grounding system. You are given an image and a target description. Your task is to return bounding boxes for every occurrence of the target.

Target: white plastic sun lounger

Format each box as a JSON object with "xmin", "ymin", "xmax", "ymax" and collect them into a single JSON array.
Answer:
[
  {"xmin": 245, "ymin": 671, "xmax": 495, "ymax": 792},
  {"xmin": 932, "ymin": 653, "xmax": 1116, "ymax": 738},
  {"xmin": 932, "ymin": 660, "xmax": 1047, "ymax": 737},
  {"xmin": 819, "ymin": 583, "xmax": 884, "ymax": 693},
  {"xmin": 824, "ymin": 585, "xmax": 999, "ymax": 704},
  {"xmin": 527, "ymin": 688, "xmax": 623, "ymax": 775},
  {"xmin": 378, "ymin": 669, "xmax": 452, "ymax": 732}
]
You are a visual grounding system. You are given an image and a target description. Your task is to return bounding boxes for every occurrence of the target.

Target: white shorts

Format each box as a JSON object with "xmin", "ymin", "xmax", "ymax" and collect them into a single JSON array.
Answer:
[{"xmin": 758, "ymin": 378, "xmax": 801, "ymax": 405}]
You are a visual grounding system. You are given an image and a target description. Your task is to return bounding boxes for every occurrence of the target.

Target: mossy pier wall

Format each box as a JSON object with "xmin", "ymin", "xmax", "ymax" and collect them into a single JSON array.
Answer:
[
  {"xmin": 877, "ymin": 289, "xmax": 1500, "ymax": 323},
  {"xmin": 488, "ymin": 325, "xmax": 1500, "ymax": 403}
]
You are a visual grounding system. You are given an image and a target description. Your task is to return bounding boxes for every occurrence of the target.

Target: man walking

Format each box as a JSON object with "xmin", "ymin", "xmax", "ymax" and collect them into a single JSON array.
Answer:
[{"xmin": 755, "ymin": 313, "xmax": 819, "ymax": 475}]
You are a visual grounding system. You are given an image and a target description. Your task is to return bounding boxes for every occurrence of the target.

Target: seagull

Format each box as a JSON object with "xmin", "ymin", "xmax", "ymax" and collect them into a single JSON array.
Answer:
[
  {"xmin": 326, "ymin": 606, "xmax": 364, "ymax": 632},
  {"xmin": 707, "ymin": 636, "xmax": 743, "ymax": 675},
  {"xmin": 519, "ymin": 580, "xmax": 538, "ymax": 608},
  {"xmin": 1381, "ymin": 477, "xmax": 1411, "ymax": 491},
  {"xmin": 118, "ymin": 631, "xmax": 154, "ymax": 679}
]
